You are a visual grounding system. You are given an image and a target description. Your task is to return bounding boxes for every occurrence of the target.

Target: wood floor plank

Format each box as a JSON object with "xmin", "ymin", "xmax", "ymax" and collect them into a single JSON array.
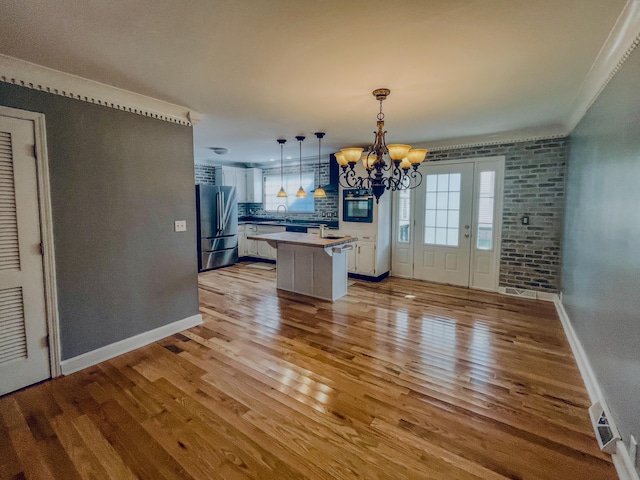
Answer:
[{"xmin": 0, "ymin": 262, "xmax": 617, "ymax": 479}]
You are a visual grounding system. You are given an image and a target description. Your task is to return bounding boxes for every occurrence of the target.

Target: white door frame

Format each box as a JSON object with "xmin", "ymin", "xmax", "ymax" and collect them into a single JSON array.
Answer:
[
  {"xmin": 1, "ymin": 105, "xmax": 61, "ymax": 378},
  {"xmin": 391, "ymin": 155, "xmax": 505, "ymax": 291}
]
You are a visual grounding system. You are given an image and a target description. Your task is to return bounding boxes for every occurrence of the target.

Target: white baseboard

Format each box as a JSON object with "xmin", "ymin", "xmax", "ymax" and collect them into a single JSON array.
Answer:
[
  {"xmin": 60, "ymin": 314, "xmax": 203, "ymax": 375},
  {"xmin": 554, "ymin": 298, "xmax": 639, "ymax": 480},
  {"xmin": 613, "ymin": 442, "xmax": 640, "ymax": 480}
]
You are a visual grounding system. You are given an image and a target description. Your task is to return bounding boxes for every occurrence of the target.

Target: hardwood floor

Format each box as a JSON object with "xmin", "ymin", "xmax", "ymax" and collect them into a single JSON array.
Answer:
[{"xmin": 0, "ymin": 262, "xmax": 616, "ymax": 479}]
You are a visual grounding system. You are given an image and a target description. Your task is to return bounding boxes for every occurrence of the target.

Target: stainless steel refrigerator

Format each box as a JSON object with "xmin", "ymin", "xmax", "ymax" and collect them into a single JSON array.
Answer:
[{"xmin": 196, "ymin": 185, "xmax": 238, "ymax": 272}]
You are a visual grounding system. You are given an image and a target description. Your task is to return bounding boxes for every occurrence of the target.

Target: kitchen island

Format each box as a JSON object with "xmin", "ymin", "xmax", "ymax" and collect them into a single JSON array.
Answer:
[{"xmin": 247, "ymin": 232, "xmax": 357, "ymax": 301}]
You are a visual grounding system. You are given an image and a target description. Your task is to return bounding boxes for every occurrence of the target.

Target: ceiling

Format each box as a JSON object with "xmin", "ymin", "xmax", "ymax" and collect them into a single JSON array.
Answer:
[{"xmin": 0, "ymin": 0, "xmax": 632, "ymax": 165}]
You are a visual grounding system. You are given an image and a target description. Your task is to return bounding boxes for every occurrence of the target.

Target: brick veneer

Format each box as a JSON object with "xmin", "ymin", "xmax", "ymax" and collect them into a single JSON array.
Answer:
[{"xmin": 430, "ymin": 138, "xmax": 567, "ymax": 292}]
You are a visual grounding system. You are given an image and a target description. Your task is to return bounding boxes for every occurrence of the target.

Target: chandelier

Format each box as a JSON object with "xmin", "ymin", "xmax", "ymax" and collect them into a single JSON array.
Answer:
[{"xmin": 336, "ymin": 88, "xmax": 429, "ymax": 203}]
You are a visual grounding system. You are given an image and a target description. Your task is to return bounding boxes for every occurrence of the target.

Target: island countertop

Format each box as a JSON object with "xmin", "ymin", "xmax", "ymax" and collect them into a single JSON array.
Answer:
[{"xmin": 247, "ymin": 232, "xmax": 357, "ymax": 248}]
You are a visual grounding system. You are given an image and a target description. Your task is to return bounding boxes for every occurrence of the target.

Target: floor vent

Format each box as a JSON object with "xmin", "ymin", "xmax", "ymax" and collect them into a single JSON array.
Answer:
[{"xmin": 589, "ymin": 400, "xmax": 621, "ymax": 454}]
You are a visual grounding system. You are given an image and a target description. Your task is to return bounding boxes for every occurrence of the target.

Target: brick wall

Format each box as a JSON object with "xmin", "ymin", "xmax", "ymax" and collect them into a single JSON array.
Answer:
[
  {"xmin": 194, "ymin": 164, "xmax": 216, "ymax": 185},
  {"xmin": 430, "ymin": 138, "xmax": 567, "ymax": 292}
]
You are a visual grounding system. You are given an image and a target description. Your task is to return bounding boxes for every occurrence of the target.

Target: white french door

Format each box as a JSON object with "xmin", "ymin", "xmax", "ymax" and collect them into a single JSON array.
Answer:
[
  {"xmin": 391, "ymin": 157, "xmax": 504, "ymax": 290},
  {"xmin": 414, "ymin": 162, "xmax": 474, "ymax": 286}
]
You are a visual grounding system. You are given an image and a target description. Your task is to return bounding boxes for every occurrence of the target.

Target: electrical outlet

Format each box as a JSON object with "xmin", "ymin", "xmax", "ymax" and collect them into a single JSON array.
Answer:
[{"xmin": 174, "ymin": 220, "xmax": 186, "ymax": 232}]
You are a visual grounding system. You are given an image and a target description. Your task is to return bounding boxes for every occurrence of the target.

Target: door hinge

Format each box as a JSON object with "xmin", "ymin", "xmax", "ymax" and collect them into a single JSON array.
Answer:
[
  {"xmin": 32, "ymin": 143, "xmax": 37, "ymax": 158},
  {"xmin": 39, "ymin": 243, "xmax": 44, "ymax": 256}
]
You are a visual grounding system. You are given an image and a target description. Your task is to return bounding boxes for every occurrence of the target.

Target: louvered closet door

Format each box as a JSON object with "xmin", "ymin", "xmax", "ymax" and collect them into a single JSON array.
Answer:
[{"xmin": 0, "ymin": 115, "xmax": 49, "ymax": 396}]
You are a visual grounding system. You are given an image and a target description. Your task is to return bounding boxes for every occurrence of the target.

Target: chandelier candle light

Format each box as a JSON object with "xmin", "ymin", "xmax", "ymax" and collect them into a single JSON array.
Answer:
[{"xmin": 336, "ymin": 88, "xmax": 429, "ymax": 203}]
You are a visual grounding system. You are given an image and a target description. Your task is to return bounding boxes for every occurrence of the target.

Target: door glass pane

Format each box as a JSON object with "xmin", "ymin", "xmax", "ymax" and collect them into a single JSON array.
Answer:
[
  {"xmin": 425, "ymin": 209, "xmax": 436, "ymax": 227},
  {"xmin": 397, "ymin": 189, "xmax": 411, "ymax": 243},
  {"xmin": 423, "ymin": 173, "xmax": 461, "ymax": 247},
  {"xmin": 425, "ymin": 227, "xmax": 436, "ymax": 244},
  {"xmin": 477, "ymin": 171, "xmax": 495, "ymax": 250}
]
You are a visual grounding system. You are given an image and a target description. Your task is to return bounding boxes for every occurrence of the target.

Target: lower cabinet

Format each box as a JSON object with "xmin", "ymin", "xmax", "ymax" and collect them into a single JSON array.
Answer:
[
  {"xmin": 348, "ymin": 241, "xmax": 376, "ymax": 276},
  {"xmin": 240, "ymin": 224, "xmax": 282, "ymax": 260}
]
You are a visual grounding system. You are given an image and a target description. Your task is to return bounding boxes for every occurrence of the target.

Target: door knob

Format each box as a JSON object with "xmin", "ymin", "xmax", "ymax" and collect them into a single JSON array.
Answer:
[{"xmin": 464, "ymin": 233, "xmax": 470, "ymax": 238}]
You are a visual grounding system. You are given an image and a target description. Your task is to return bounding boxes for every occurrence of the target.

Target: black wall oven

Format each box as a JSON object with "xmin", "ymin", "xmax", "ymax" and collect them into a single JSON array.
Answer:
[{"xmin": 343, "ymin": 189, "xmax": 374, "ymax": 223}]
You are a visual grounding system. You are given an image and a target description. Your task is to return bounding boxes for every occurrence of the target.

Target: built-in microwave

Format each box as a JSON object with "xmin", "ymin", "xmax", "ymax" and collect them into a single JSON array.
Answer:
[{"xmin": 343, "ymin": 189, "xmax": 374, "ymax": 223}]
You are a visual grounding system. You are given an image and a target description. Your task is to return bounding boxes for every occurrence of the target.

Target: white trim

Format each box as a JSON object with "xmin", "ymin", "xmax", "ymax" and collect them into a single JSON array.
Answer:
[
  {"xmin": 553, "ymin": 297, "xmax": 639, "ymax": 480},
  {"xmin": 0, "ymin": 105, "xmax": 62, "ymax": 378},
  {"xmin": 426, "ymin": 132, "xmax": 567, "ymax": 153},
  {"xmin": 565, "ymin": 0, "xmax": 640, "ymax": 133},
  {"xmin": 612, "ymin": 442, "xmax": 640, "ymax": 480},
  {"xmin": 553, "ymin": 297, "xmax": 602, "ymax": 401},
  {"xmin": 60, "ymin": 314, "xmax": 203, "ymax": 375},
  {"xmin": 0, "ymin": 54, "xmax": 201, "ymax": 126}
]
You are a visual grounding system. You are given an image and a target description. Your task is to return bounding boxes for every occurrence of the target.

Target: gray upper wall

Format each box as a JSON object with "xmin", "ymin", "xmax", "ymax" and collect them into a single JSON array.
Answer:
[
  {"xmin": 0, "ymin": 82, "xmax": 200, "ymax": 360},
  {"xmin": 562, "ymin": 44, "xmax": 640, "ymax": 463}
]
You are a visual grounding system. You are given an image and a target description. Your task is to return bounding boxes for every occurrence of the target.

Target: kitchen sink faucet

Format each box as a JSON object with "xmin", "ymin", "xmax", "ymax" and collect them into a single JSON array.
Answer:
[{"xmin": 276, "ymin": 204, "xmax": 289, "ymax": 222}]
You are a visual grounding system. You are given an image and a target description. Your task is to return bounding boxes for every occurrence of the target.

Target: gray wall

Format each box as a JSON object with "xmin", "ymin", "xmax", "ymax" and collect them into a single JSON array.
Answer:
[
  {"xmin": 562, "ymin": 44, "xmax": 640, "ymax": 464},
  {"xmin": 430, "ymin": 138, "xmax": 567, "ymax": 292},
  {"xmin": 0, "ymin": 82, "xmax": 200, "ymax": 360}
]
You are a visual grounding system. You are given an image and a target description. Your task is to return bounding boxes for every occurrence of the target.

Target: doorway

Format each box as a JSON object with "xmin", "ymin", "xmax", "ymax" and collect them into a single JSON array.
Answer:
[
  {"xmin": 0, "ymin": 107, "xmax": 59, "ymax": 396},
  {"xmin": 391, "ymin": 156, "xmax": 504, "ymax": 290}
]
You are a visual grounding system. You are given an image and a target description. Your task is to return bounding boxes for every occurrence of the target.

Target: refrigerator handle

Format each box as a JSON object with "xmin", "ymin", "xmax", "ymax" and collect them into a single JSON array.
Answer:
[
  {"xmin": 220, "ymin": 191, "xmax": 227, "ymax": 231},
  {"xmin": 216, "ymin": 192, "xmax": 222, "ymax": 233}
]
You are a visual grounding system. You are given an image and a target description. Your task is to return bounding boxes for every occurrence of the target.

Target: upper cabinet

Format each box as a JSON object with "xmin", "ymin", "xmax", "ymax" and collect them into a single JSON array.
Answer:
[
  {"xmin": 215, "ymin": 166, "xmax": 262, "ymax": 203},
  {"xmin": 245, "ymin": 168, "xmax": 263, "ymax": 203}
]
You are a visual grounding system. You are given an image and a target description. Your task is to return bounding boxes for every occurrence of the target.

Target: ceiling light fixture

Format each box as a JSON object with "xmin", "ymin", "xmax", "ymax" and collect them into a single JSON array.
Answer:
[
  {"xmin": 313, "ymin": 132, "xmax": 327, "ymax": 198},
  {"xmin": 336, "ymin": 88, "xmax": 429, "ymax": 203},
  {"xmin": 295, "ymin": 135, "xmax": 306, "ymax": 198},
  {"xmin": 276, "ymin": 139, "xmax": 287, "ymax": 198}
]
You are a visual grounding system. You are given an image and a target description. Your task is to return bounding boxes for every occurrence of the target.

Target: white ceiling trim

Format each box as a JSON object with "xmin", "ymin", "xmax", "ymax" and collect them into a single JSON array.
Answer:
[
  {"xmin": 427, "ymin": 132, "xmax": 568, "ymax": 153},
  {"xmin": 0, "ymin": 54, "xmax": 201, "ymax": 126},
  {"xmin": 564, "ymin": 0, "xmax": 640, "ymax": 133}
]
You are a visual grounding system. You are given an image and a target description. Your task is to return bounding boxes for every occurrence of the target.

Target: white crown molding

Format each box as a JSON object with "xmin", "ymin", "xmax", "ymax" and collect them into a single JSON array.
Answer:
[
  {"xmin": 564, "ymin": 0, "xmax": 640, "ymax": 133},
  {"xmin": 423, "ymin": 127, "xmax": 568, "ymax": 153},
  {"xmin": 0, "ymin": 54, "xmax": 202, "ymax": 126}
]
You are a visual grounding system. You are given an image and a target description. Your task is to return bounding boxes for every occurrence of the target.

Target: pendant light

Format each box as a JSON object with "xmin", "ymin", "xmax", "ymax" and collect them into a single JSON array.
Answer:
[
  {"xmin": 295, "ymin": 135, "xmax": 306, "ymax": 198},
  {"xmin": 313, "ymin": 132, "xmax": 327, "ymax": 198},
  {"xmin": 276, "ymin": 138, "xmax": 287, "ymax": 198}
]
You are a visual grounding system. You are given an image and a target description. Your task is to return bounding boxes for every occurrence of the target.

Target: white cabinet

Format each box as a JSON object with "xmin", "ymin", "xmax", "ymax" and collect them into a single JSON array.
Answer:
[
  {"xmin": 256, "ymin": 225, "xmax": 283, "ymax": 260},
  {"xmin": 238, "ymin": 225, "xmax": 247, "ymax": 257},
  {"xmin": 217, "ymin": 166, "xmax": 247, "ymax": 203},
  {"xmin": 347, "ymin": 242, "xmax": 375, "ymax": 275},
  {"xmin": 343, "ymin": 233, "xmax": 377, "ymax": 276},
  {"xmin": 244, "ymin": 224, "xmax": 258, "ymax": 256},
  {"xmin": 216, "ymin": 166, "xmax": 262, "ymax": 204},
  {"xmin": 242, "ymin": 224, "xmax": 283, "ymax": 260},
  {"xmin": 245, "ymin": 168, "xmax": 263, "ymax": 203}
]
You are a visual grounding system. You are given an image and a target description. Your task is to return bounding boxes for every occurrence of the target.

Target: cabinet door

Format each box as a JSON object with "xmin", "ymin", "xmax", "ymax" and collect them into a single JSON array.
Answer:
[
  {"xmin": 238, "ymin": 233, "xmax": 246, "ymax": 257},
  {"xmin": 221, "ymin": 168, "xmax": 233, "ymax": 187},
  {"xmin": 246, "ymin": 168, "xmax": 263, "ymax": 203},
  {"xmin": 235, "ymin": 169, "xmax": 247, "ymax": 203},
  {"xmin": 357, "ymin": 242, "xmax": 376, "ymax": 275},
  {"xmin": 347, "ymin": 245, "xmax": 357, "ymax": 273},
  {"xmin": 257, "ymin": 240, "xmax": 271, "ymax": 258}
]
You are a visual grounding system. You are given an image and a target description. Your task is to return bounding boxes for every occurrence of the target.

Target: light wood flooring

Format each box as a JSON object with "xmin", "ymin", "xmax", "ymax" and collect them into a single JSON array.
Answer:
[{"xmin": 0, "ymin": 262, "xmax": 617, "ymax": 479}]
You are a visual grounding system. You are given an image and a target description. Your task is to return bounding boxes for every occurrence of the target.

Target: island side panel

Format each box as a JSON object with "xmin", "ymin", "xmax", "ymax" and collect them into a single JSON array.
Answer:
[{"xmin": 276, "ymin": 243, "xmax": 349, "ymax": 301}]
